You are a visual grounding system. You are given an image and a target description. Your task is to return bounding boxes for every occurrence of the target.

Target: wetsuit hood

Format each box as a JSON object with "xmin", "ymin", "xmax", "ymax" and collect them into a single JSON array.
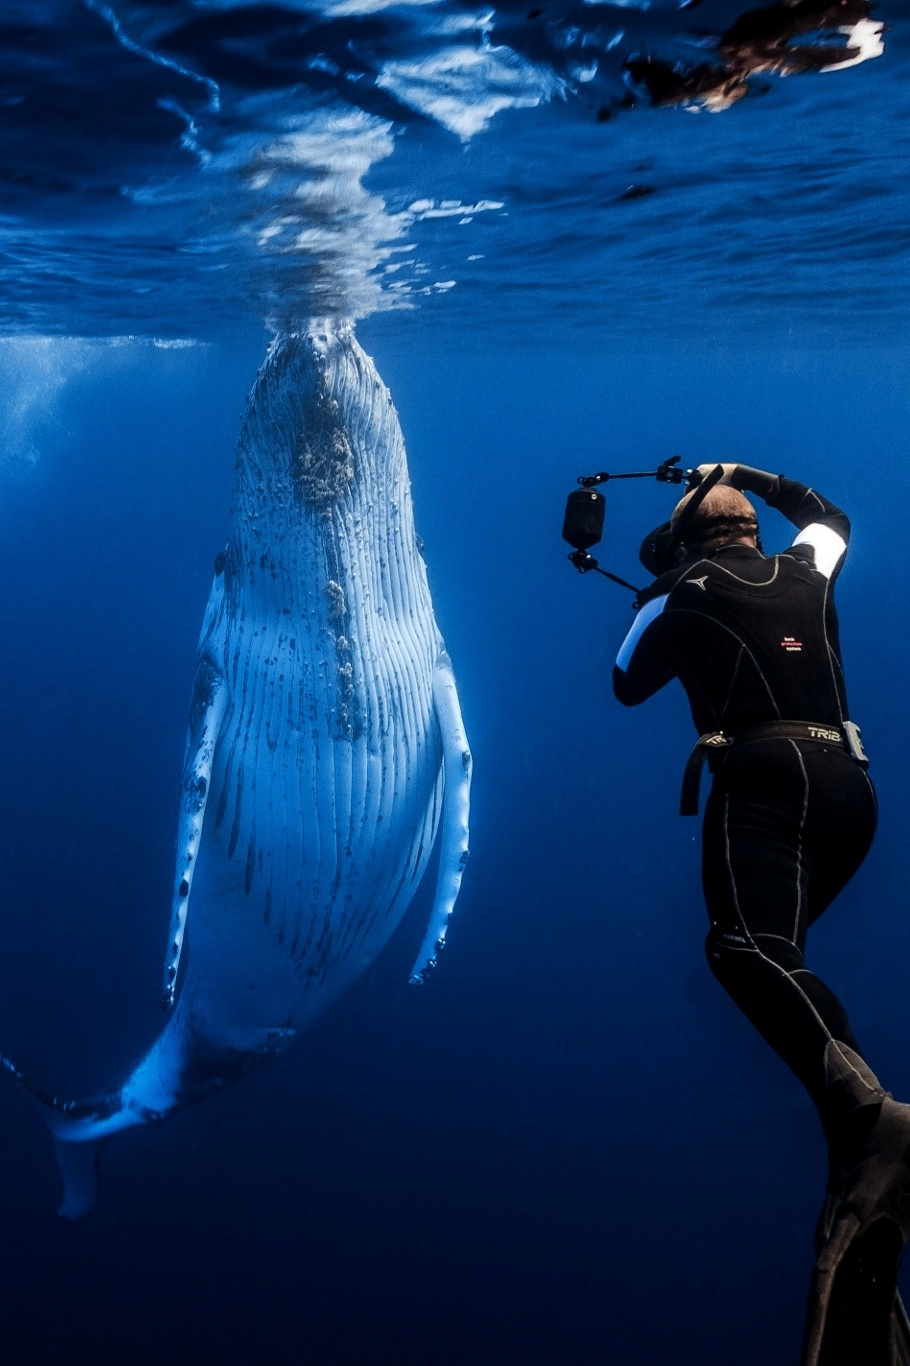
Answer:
[
  {"xmin": 638, "ymin": 523, "xmax": 762, "ymax": 581},
  {"xmin": 638, "ymin": 519, "xmax": 675, "ymax": 577}
]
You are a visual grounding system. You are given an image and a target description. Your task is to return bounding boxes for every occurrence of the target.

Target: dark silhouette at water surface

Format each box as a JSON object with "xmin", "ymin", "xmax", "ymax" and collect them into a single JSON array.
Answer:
[{"xmin": 626, "ymin": 0, "xmax": 882, "ymax": 111}]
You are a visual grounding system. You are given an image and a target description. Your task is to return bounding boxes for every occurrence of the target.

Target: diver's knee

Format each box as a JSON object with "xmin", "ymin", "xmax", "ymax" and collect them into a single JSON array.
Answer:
[
  {"xmin": 705, "ymin": 926, "xmax": 740, "ymax": 984},
  {"xmin": 705, "ymin": 925, "xmax": 742, "ymax": 965},
  {"xmin": 705, "ymin": 925, "xmax": 803, "ymax": 976},
  {"xmin": 704, "ymin": 926, "xmax": 760, "ymax": 987}
]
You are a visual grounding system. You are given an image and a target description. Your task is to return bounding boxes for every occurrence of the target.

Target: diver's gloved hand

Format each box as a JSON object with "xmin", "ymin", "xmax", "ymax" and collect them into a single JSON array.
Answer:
[
  {"xmin": 694, "ymin": 463, "xmax": 780, "ymax": 500},
  {"xmin": 693, "ymin": 462, "xmax": 738, "ymax": 486}
]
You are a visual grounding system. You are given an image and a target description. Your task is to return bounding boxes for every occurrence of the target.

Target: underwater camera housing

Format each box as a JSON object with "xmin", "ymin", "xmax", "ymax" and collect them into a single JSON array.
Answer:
[{"xmin": 562, "ymin": 457, "xmax": 724, "ymax": 594}]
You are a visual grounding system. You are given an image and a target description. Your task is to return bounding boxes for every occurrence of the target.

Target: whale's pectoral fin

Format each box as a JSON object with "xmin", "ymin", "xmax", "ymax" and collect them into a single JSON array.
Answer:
[
  {"xmin": 409, "ymin": 651, "xmax": 472, "ymax": 985},
  {"xmin": 163, "ymin": 655, "xmax": 228, "ymax": 1008}
]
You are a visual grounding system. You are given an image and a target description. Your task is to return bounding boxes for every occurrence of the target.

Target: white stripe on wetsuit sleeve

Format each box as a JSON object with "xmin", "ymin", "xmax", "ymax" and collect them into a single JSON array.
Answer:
[
  {"xmin": 615, "ymin": 594, "xmax": 669, "ymax": 671},
  {"xmin": 791, "ymin": 523, "xmax": 847, "ymax": 580}
]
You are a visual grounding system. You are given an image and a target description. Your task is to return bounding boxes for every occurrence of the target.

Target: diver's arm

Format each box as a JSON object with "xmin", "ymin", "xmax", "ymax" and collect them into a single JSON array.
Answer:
[
  {"xmin": 733, "ymin": 467, "xmax": 849, "ymax": 539},
  {"xmin": 696, "ymin": 463, "xmax": 849, "ymax": 581},
  {"xmin": 612, "ymin": 594, "xmax": 675, "ymax": 706}
]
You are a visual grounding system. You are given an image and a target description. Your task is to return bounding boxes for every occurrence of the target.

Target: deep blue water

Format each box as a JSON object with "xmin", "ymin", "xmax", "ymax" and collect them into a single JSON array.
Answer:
[
  {"xmin": 4, "ymin": 3, "xmax": 910, "ymax": 1363},
  {"xmin": 1, "ymin": 339, "xmax": 909, "ymax": 1364}
]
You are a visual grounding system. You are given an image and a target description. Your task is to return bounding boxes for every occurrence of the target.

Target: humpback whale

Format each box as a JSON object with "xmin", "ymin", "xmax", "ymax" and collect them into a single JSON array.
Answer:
[{"xmin": 4, "ymin": 321, "xmax": 471, "ymax": 1218}]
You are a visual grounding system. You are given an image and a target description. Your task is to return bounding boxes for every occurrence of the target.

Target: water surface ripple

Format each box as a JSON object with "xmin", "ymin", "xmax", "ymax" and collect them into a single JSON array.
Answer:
[{"xmin": 1, "ymin": 0, "xmax": 906, "ymax": 339}]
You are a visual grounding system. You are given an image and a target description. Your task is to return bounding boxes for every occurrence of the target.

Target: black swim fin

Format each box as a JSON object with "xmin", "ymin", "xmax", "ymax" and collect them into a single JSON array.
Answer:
[
  {"xmin": 803, "ymin": 1216, "xmax": 902, "ymax": 1364},
  {"xmin": 802, "ymin": 1097, "xmax": 910, "ymax": 1366},
  {"xmin": 892, "ymin": 1291, "xmax": 910, "ymax": 1366}
]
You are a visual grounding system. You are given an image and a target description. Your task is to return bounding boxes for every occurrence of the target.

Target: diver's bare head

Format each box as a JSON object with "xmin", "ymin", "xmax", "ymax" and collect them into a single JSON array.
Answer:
[{"xmin": 671, "ymin": 484, "xmax": 759, "ymax": 560}]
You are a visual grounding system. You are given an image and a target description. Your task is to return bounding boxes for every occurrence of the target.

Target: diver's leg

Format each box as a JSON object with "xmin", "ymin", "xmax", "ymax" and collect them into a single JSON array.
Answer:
[
  {"xmin": 804, "ymin": 743, "xmax": 878, "ymax": 928},
  {"xmin": 699, "ymin": 741, "xmax": 910, "ymax": 1364},
  {"xmin": 702, "ymin": 739, "xmax": 879, "ymax": 1142}
]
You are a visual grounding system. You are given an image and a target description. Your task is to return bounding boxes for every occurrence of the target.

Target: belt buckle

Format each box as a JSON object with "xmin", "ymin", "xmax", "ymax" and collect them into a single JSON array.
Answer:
[
  {"xmin": 701, "ymin": 732, "xmax": 731, "ymax": 750},
  {"xmin": 842, "ymin": 720, "xmax": 869, "ymax": 768}
]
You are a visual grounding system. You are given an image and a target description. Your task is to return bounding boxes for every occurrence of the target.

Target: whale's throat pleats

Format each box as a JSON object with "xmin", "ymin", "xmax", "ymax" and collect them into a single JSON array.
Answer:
[{"xmin": 189, "ymin": 322, "xmax": 447, "ymax": 998}]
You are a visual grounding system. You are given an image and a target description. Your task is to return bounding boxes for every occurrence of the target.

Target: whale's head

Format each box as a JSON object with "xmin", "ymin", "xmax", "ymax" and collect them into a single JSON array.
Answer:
[
  {"xmin": 225, "ymin": 319, "xmax": 423, "ymax": 630},
  {"xmin": 232, "ymin": 319, "xmax": 401, "ymax": 527}
]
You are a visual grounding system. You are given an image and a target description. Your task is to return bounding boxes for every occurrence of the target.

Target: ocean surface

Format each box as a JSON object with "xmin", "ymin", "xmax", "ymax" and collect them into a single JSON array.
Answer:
[{"xmin": 2, "ymin": 2, "xmax": 910, "ymax": 1363}]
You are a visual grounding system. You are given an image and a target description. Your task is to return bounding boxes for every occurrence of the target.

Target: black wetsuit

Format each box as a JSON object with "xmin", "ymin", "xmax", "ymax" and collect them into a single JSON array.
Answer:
[{"xmin": 613, "ymin": 473, "xmax": 878, "ymax": 1141}]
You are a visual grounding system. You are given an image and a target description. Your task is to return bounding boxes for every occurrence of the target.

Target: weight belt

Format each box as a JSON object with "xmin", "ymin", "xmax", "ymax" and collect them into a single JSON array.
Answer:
[{"xmin": 680, "ymin": 720, "xmax": 869, "ymax": 817}]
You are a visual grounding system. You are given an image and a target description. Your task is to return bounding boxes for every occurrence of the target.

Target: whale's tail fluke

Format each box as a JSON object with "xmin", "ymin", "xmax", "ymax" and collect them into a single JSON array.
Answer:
[
  {"xmin": 53, "ymin": 1138, "xmax": 104, "ymax": 1221},
  {"xmin": 0, "ymin": 1047, "xmax": 125, "ymax": 1219},
  {"xmin": 1, "ymin": 1019, "xmax": 301, "ymax": 1217},
  {"xmin": 47, "ymin": 1101, "xmax": 127, "ymax": 1220}
]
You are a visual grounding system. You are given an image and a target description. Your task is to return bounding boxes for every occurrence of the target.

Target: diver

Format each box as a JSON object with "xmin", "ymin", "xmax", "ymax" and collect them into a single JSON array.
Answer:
[
  {"xmin": 612, "ymin": 464, "xmax": 910, "ymax": 1363},
  {"xmin": 623, "ymin": 0, "xmax": 881, "ymax": 112}
]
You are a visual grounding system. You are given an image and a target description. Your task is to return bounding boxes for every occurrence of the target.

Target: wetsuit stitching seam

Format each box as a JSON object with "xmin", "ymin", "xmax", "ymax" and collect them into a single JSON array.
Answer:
[
  {"xmin": 820, "ymin": 574, "xmax": 846, "ymax": 725},
  {"xmin": 719, "ymin": 786, "xmax": 836, "ymax": 1048},
  {"xmin": 718, "ymin": 644, "xmax": 743, "ymax": 724},
  {"xmin": 744, "ymin": 651, "xmax": 781, "ymax": 721},
  {"xmin": 665, "ymin": 609, "xmax": 781, "ymax": 719},
  {"xmin": 823, "ymin": 1040, "xmax": 881, "ymax": 1093},
  {"xmin": 706, "ymin": 557, "xmax": 780, "ymax": 588},
  {"xmin": 723, "ymin": 790, "xmax": 762, "ymax": 957},
  {"xmin": 790, "ymin": 738, "xmax": 810, "ymax": 944},
  {"xmin": 752, "ymin": 932, "xmax": 801, "ymax": 949}
]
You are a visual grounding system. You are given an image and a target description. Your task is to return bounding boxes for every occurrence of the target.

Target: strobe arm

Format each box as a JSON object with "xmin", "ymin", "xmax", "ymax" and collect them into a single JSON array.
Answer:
[
  {"xmin": 577, "ymin": 457, "xmax": 695, "ymax": 489},
  {"xmin": 563, "ymin": 457, "xmax": 712, "ymax": 599},
  {"xmin": 567, "ymin": 550, "xmax": 641, "ymax": 595}
]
